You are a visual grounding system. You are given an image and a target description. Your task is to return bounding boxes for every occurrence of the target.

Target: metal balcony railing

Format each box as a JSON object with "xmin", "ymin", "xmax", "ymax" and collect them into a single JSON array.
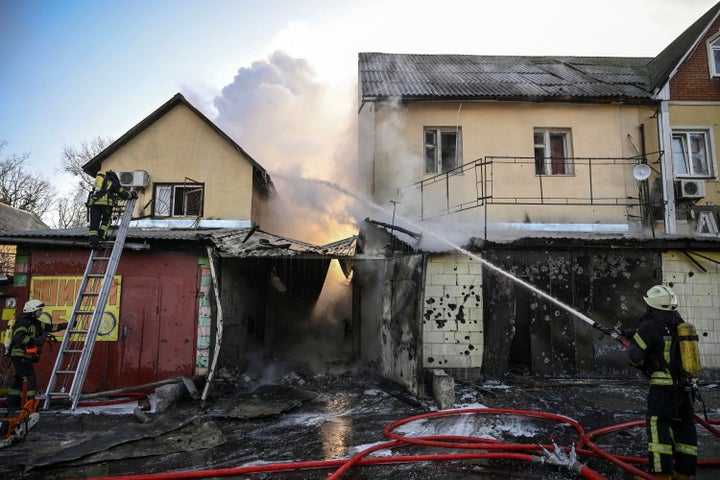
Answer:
[{"xmin": 398, "ymin": 154, "xmax": 658, "ymax": 222}]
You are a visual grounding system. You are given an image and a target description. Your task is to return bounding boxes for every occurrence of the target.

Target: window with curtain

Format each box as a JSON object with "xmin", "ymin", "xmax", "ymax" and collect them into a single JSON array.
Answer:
[{"xmin": 534, "ymin": 128, "xmax": 573, "ymax": 175}]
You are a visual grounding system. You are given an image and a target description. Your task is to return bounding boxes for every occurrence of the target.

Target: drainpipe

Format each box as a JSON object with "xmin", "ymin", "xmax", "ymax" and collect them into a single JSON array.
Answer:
[{"xmin": 657, "ymin": 84, "xmax": 677, "ymax": 234}]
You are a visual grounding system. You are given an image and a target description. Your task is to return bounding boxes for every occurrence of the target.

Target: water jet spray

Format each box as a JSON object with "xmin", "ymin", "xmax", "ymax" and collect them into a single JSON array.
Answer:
[{"xmin": 292, "ymin": 176, "xmax": 629, "ymax": 349}]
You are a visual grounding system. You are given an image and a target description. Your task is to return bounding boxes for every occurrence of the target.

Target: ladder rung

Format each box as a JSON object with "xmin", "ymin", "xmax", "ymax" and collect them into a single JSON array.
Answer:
[
  {"xmin": 56, "ymin": 369, "xmax": 77, "ymax": 375},
  {"xmin": 62, "ymin": 349, "xmax": 84, "ymax": 354},
  {"xmin": 87, "ymin": 274, "xmax": 105, "ymax": 278},
  {"xmin": 80, "ymin": 292, "xmax": 100, "ymax": 296},
  {"xmin": 47, "ymin": 392, "xmax": 71, "ymax": 398},
  {"xmin": 69, "ymin": 329, "xmax": 89, "ymax": 334}
]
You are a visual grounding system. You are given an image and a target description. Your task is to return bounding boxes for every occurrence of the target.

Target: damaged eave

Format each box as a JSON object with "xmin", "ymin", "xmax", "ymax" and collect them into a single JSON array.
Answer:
[{"xmin": 209, "ymin": 228, "xmax": 358, "ymax": 259}]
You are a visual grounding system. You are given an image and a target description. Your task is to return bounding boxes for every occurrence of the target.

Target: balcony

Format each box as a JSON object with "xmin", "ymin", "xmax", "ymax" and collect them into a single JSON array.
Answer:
[{"xmin": 397, "ymin": 155, "xmax": 657, "ymax": 228}]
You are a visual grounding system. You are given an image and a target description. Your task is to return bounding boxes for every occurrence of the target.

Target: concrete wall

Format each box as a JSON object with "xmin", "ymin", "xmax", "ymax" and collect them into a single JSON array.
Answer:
[{"xmin": 380, "ymin": 255, "xmax": 424, "ymax": 395}]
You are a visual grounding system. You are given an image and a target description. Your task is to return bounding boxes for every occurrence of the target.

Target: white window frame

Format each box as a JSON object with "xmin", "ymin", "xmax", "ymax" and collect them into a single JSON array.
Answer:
[
  {"xmin": 424, "ymin": 127, "xmax": 462, "ymax": 174},
  {"xmin": 153, "ymin": 183, "xmax": 204, "ymax": 217},
  {"xmin": 533, "ymin": 128, "xmax": 574, "ymax": 176},
  {"xmin": 671, "ymin": 127, "xmax": 716, "ymax": 179},
  {"xmin": 707, "ymin": 33, "xmax": 720, "ymax": 78}
]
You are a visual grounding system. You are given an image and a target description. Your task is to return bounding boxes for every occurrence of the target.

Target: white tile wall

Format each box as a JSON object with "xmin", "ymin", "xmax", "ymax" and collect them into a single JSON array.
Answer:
[
  {"xmin": 422, "ymin": 254, "xmax": 483, "ymax": 369},
  {"xmin": 662, "ymin": 251, "xmax": 720, "ymax": 371}
]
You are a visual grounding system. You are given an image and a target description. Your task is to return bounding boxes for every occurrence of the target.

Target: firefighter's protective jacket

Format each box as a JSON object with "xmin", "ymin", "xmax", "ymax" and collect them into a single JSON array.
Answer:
[
  {"xmin": 628, "ymin": 308, "xmax": 684, "ymax": 386},
  {"xmin": 87, "ymin": 171, "xmax": 132, "ymax": 207},
  {"xmin": 9, "ymin": 313, "xmax": 66, "ymax": 361}
]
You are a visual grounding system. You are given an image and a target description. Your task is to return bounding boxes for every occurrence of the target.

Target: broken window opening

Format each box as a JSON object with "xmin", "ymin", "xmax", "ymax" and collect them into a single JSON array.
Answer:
[
  {"xmin": 153, "ymin": 181, "xmax": 205, "ymax": 217},
  {"xmin": 672, "ymin": 129, "xmax": 715, "ymax": 178},
  {"xmin": 424, "ymin": 127, "xmax": 462, "ymax": 174}
]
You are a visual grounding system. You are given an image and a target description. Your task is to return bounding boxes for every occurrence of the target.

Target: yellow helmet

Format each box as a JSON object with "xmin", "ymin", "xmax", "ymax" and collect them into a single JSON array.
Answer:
[
  {"xmin": 23, "ymin": 299, "xmax": 45, "ymax": 313},
  {"xmin": 643, "ymin": 285, "xmax": 678, "ymax": 310}
]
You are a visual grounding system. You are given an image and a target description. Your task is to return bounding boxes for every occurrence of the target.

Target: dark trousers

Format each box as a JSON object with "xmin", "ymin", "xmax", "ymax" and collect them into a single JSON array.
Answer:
[
  {"xmin": 6, "ymin": 357, "xmax": 36, "ymax": 409},
  {"xmin": 89, "ymin": 205, "xmax": 113, "ymax": 245},
  {"xmin": 646, "ymin": 386, "xmax": 698, "ymax": 476}
]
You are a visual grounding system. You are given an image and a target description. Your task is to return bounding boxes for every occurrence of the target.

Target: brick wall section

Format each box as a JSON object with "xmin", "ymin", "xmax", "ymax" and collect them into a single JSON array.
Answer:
[
  {"xmin": 670, "ymin": 17, "xmax": 720, "ymax": 101},
  {"xmin": 662, "ymin": 250, "xmax": 720, "ymax": 370},
  {"xmin": 422, "ymin": 255, "xmax": 483, "ymax": 369}
]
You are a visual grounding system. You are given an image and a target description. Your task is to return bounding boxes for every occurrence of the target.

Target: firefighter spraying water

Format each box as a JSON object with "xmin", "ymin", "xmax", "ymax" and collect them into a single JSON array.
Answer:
[{"xmin": 614, "ymin": 285, "xmax": 701, "ymax": 480}]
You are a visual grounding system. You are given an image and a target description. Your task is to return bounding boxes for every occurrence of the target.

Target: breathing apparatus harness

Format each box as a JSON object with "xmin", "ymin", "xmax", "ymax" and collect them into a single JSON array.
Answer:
[{"xmin": 606, "ymin": 284, "xmax": 708, "ymax": 419}]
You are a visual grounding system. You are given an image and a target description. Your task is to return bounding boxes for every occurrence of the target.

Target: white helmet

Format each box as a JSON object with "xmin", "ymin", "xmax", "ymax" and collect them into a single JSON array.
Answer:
[
  {"xmin": 643, "ymin": 285, "xmax": 678, "ymax": 311},
  {"xmin": 23, "ymin": 299, "xmax": 45, "ymax": 313}
]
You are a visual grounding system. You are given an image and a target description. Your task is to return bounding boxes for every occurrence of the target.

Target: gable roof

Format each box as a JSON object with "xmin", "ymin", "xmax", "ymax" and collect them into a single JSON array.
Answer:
[
  {"xmin": 648, "ymin": 1, "xmax": 720, "ymax": 90},
  {"xmin": 0, "ymin": 203, "xmax": 48, "ymax": 232},
  {"xmin": 359, "ymin": 53, "xmax": 654, "ymax": 103},
  {"xmin": 82, "ymin": 93, "xmax": 272, "ymax": 192}
]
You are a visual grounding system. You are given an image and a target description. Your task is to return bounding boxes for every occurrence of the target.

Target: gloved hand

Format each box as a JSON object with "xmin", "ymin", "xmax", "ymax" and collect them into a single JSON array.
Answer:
[
  {"xmin": 33, "ymin": 336, "xmax": 45, "ymax": 347},
  {"xmin": 130, "ymin": 190, "xmax": 138, "ymax": 199},
  {"xmin": 58, "ymin": 322, "xmax": 69, "ymax": 331}
]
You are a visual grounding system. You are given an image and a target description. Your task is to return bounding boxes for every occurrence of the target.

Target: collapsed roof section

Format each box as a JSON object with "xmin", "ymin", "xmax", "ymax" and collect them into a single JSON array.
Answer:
[{"xmin": 0, "ymin": 226, "xmax": 357, "ymax": 260}]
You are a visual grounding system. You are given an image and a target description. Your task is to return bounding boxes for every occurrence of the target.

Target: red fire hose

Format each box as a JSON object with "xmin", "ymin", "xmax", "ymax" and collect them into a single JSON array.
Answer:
[{"xmin": 84, "ymin": 405, "xmax": 720, "ymax": 480}]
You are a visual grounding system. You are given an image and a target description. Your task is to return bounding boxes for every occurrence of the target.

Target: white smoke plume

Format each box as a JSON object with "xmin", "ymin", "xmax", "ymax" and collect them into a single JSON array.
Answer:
[{"xmin": 211, "ymin": 51, "xmax": 360, "ymax": 245}]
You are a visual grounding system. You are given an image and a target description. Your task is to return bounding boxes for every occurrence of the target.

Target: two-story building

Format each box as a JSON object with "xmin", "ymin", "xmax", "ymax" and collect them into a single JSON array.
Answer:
[
  {"xmin": 355, "ymin": 2, "xmax": 720, "ymax": 393},
  {"xmin": 0, "ymin": 93, "xmax": 354, "ymax": 397}
]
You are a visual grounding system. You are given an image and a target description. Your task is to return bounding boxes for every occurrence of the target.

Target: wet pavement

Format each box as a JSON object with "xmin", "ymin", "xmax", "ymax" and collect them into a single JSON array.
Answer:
[{"xmin": 2, "ymin": 368, "xmax": 720, "ymax": 480}]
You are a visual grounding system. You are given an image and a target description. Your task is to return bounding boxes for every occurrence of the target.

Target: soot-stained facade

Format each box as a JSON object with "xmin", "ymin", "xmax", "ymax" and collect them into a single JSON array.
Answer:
[{"xmin": 480, "ymin": 244, "xmax": 662, "ymax": 378}]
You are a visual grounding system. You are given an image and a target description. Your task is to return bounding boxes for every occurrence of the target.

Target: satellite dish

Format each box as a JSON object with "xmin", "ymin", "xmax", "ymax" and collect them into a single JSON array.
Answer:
[{"xmin": 633, "ymin": 164, "xmax": 652, "ymax": 181}]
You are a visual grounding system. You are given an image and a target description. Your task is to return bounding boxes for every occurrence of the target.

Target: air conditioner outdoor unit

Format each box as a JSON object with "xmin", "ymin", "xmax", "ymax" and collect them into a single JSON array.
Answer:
[
  {"xmin": 678, "ymin": 179, "xmax": 706, "ymax": 199},
  {"xmin": 117, "ymin": 170, "xmax": 150, "ymax": 188}
]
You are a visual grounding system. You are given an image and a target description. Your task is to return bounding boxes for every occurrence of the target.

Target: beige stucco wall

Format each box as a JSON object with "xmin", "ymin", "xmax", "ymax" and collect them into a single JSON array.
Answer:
[
  {"xmin": 100, "ymin": 104, "xmax": 255, "ymax": 221},
  {"xmin": 662, "ymin": 250, "xmax": 720, "ymax": 372},
  {"xmin": 369, "ymin": 101, "xmax": 656, "ymax": 225}
]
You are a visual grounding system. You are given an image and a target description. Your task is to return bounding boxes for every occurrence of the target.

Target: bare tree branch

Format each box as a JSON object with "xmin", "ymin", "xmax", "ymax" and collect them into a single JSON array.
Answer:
[
  {"xmin": 55, "ymin": 136, "xmax": 114, "ymax": 228},
  {"xmin": 0, "ymin": 140, "xmax": 57, "ymax": 218}
]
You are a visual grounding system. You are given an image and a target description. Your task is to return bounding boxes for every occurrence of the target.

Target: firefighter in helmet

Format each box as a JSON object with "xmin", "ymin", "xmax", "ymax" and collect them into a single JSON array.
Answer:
[
  {"xmin": 6, "ymin": 300, "xmax": 68, "ymax": 409},
  {"xmin": 623, "ymin": 285, "xmax": 698, "ymax": 480},
  {"xmin": 87, "ymin": 170, "xmax": 137, "ymax": 249}
]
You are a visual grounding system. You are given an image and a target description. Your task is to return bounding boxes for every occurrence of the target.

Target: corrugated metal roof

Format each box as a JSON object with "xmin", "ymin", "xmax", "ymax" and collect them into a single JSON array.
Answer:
[
  {"xmin": 0, "ymin": 203, "xmax": 48, "ymax": 232},
  {"xmin": 359, "ymin": 53, "xmax": 654, "ymax": 101},
  {"xmin": 0, "ymin": 227, "xmax": 357, "ymax": 258}
]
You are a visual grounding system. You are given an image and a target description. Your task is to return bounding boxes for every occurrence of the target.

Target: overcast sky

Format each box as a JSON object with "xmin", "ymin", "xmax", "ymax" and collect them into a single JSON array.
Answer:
[{"xmin": 1, "ymin": 0, "xmax": 718, "ymax": 202}]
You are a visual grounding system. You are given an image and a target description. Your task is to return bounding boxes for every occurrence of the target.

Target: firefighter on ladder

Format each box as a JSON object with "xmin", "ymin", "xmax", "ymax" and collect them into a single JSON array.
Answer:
[
  {"xmin": 87, "ymin": 170, "xmax": 136, "ymax": 250},
  {"xmin": 619, "ymin": 285, "xmax": 699, "ymax": 480},
  {"xmin": 6, "ymin": 300, "xmax": 68, "ymax": 410}
]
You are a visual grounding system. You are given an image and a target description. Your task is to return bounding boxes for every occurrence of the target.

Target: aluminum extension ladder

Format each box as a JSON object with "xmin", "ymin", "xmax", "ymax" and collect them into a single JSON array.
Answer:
[{"xmin": 43, "ymin": 197, "xmax": 136, "ymax": 410}]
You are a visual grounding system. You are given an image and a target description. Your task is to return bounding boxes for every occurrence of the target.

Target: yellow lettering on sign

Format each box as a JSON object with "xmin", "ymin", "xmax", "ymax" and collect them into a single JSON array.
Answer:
[{"xmin": 30, "ymin": 275, "xmax": 122, "ymax": 342}]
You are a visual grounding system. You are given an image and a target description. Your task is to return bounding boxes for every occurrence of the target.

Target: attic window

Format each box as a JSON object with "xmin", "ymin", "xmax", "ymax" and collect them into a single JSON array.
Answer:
[
  {"xmin": 707, "ymin": 35, "xmax": 720, "ymax": 77},
  {"xmin": 153, "ymin": 182, "xmax": 204, "ymax": 217}
]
